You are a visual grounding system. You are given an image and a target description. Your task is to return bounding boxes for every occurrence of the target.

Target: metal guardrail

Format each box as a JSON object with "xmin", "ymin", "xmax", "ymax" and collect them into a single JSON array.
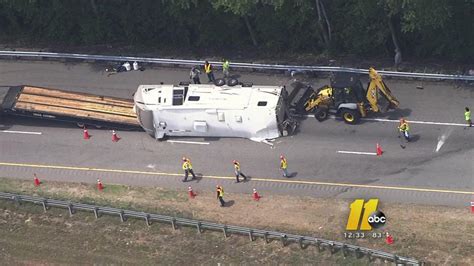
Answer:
[
  {"xmin": 0, "ymin": 50, "xmax": 472, "ymax": 81},
  {"xmin": 0, "ymin": 192, "xmax": 421, "ymax": 265}
]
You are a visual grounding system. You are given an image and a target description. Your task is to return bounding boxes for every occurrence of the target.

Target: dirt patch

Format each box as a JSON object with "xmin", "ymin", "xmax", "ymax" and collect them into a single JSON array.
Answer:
[{"xmin": 0, "ymin": 177, "xmax": 472, "ymax": 264}]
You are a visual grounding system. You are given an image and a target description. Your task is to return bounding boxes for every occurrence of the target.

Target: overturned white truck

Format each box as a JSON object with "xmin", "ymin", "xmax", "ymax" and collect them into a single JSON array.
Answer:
[{"xmin": 133, "ymin": 82, "xmax": 297, "ymax": 142}]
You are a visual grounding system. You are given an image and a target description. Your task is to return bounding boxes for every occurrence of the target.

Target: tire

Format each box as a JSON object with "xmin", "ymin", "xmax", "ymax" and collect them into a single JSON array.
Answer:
[
  {"xmin": 76, "ymin": 122, "xmax": 85, "ymax": 128},
  {"xmin": 340, "ymin": 109, "xmax": 360, "ymax": 124},
  {"xmin": 314, "ymin": 108, "xmax": 328, "ymax": 122},
  {"xmin": 227, "ymin": 78, "xmax": 239, "ymax": 86},
  {"xmin": 214, "ymin": 78, "xmax": 226, "ymax": 86}
]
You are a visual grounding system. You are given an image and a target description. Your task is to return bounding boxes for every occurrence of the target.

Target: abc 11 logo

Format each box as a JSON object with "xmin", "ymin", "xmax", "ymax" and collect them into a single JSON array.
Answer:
[{"xmin": 346, "ymin": 199, "xmax": 386, "ymax": 231}]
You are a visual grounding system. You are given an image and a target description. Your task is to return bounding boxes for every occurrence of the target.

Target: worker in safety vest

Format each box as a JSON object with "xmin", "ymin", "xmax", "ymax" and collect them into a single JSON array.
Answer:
[
  {"xmin": 280, "ymin": 155, "xmax": 289, "ymax": 178},
  {"xmin": 204, "ymin": 61, "xmax": 215, "ymax": 83},
  {"xmin": 233, "ymin": 160, "xmax": 247, "ymax": 183},
  {"xmin": 222, "ymin": 59, "xmax": 230, "ymax": 78},
  {"xmin": 216, "ymin": 185, "xmax": 225, "ymax": 207},
  {"xmin": 465, "ymin": 107, "xmax": 472, "ymax": 127},
  {"xmin": 182, "ymin": 157, "xmax": 196, "ymax": 182},
  {"xmin": 398, "ymin": 119, "xmax": 410, "ymax": 143},
  {"xmin": 189, "ymin": 66, "xmax": 201, "ymax": 84}
]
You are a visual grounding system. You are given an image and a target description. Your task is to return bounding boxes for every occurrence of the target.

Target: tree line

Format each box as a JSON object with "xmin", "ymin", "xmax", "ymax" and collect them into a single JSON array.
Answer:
[{"xmin": 0, "ymin": 0, "xmax": 472, "ymax": 63}]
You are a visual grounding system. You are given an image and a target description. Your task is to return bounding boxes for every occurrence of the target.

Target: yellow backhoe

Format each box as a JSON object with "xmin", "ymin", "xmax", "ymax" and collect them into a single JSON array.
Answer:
[{"xmin": 288, "ymin": 67, "xmax": 399, "ymax": 124}]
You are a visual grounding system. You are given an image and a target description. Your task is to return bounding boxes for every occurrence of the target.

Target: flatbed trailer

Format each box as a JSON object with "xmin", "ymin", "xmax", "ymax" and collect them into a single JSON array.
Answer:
[{"xmin": 0, "ymin": 85, "xmax": 141, "ymax": 130}]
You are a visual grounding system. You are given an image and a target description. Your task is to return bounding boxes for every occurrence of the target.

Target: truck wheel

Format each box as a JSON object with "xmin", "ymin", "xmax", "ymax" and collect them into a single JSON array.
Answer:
[
  {"xmin": 76, "ymin": 122, "xmax": 85, "ymax": 128},
  {"xmin": 340, "ymin": 109, "xmax": 360, "ymax": 124},
  {"xmin": 314, "ymin": 108, "xmax": 328, "ymax": 122}
]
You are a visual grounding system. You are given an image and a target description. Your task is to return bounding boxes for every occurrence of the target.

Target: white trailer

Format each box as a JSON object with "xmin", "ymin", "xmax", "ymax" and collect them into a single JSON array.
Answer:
[{"xmin": 133, "ymin": 82, "xmax": 297, "ymax": 142}]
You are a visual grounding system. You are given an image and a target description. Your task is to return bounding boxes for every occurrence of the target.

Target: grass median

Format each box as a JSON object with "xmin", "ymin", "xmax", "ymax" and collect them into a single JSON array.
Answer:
[{"xmin": 0, "ymin": 177, "xmax": 472, "ymax": 265}]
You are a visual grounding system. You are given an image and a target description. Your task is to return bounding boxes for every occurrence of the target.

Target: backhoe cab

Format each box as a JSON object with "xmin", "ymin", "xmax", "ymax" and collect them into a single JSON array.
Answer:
[{"xmin": 288, "ymin": 68, "xmax": 399, "ymax": 124}]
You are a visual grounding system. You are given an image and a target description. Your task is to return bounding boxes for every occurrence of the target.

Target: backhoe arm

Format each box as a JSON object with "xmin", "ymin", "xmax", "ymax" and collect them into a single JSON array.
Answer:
[
  {"xmin": 304, "ymin": 86, "xmax": 332, "ymax": 112},
  {"xmin": 366, "ymin": 67, "xmax": 400, "ymax": 112}
]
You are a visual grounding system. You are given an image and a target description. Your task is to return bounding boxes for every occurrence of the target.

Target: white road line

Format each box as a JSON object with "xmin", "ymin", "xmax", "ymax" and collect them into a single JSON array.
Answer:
[
  {"xmin": 362, "ymin": 118, "xmax": 466, "ymax": 127},
  {"xmin": 304, "ymin": 115, "xmax": 466, "ymax": 127},
  {"xmin": 166, "ymin": 140, "xmax": 210, "ymax": 145},
  {"xmin": 0, "ymin": 130, "xmax": 42, "ymax": 135},
  {"xmin": 337, "ymin": 150, "xmax": 377, "ymax": 156}
]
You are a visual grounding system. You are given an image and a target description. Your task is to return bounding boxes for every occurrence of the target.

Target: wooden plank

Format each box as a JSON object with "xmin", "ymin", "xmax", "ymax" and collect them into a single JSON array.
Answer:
[
  {"xmin": 22, "ymin": 86, "xmax": 134, "ymax": 105},
  {"xmin": 17, "ymin": 94, "xmax": 136, "ymax": 117},
  {"xmin": 14, "ymin": 102, "xmax": 139, "ymax": 125},
  {"xmin": 22, "ymin": 86, "xmax": 134, "ymax": 107}
]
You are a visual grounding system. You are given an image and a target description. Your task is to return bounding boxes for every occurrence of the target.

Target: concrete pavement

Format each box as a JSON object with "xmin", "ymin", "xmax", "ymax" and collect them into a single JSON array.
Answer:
[{"xmin": 0, "ymin": 60, "xmax": 472, "ymax": 206}]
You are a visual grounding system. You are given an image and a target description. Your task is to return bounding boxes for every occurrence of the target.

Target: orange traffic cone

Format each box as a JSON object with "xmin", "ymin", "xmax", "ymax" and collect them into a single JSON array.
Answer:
[
  {"xmin": 188, "ymin": 186, "xmax": 197, "ymax": 199},
  {"xmin": 97, "ymin": 179, "xmax": 104, "ymax": 191},
  {"xmin": 83, "ymin": 127, "xmax": 91, "ymax": 139},
  {"xmin": 252, "ymin": 188, "xmax": 261, "ymax": 201},
  {"xmin": 33, "ymin": 173, "xmax": 41, "ymax": 187},
  {"xmin": 385, "ymin": 233, "xmax": 394, "ymax": 245},
  {"xmin": 111, "ymin": 130, "xmax": 120, "ymax": 142},
  {"xmin": 376, "ymin": 143, "xmax": 383, "ymax": 156}
]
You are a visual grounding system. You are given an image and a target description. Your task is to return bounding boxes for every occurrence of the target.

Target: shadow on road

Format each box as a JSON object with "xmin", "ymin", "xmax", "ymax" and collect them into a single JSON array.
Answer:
[
  {"xmin": 242, "ymin": 176, "xmax": 252, "ymax": 183},
  {"xmin": 193, "ymin": 173, "xmax": 204, "ymax": 183},
  {"xmin": 410, "ymin": 134, "xmax": 420, "ymax": 143},
  {"xmin": 385, "ymin": 108, "xmax": 412, "ymax": 120},
  {"xmin": 224, "ymin": 200, "xmax": 235, "ymax": 207}
]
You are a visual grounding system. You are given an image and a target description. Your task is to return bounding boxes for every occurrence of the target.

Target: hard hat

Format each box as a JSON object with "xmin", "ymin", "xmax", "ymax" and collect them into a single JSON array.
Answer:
[
  {"xmin": 280, "ymin": 155, "xmax": 284, "ymax": 159},
  {"xmin": 182, "ymin": 157, "xmax": 187, "ymax": 161},
  {"xmin": 233, "ymin": 160, "xmax": 237, "ymax": 164}
]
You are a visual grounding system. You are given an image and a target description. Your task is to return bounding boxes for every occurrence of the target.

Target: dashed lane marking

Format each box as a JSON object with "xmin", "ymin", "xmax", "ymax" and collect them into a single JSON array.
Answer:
[
  {"xmin": 362, "ymin": 118, "xmax": 466, "ymax": 127},
  {"xmin": 0, "ymin": 162, "xmax": 472, "ymax": 195},
  {"xmin": 0, "ymin": 130, "xmax": 42, "ymax": 135},
  {"xmin": 166, "ymin": 140, "xmax": 210, "ymax": 145},
  {"xmin": 337, "ymin": 151, "xmax": 377, "ymax": 156}
]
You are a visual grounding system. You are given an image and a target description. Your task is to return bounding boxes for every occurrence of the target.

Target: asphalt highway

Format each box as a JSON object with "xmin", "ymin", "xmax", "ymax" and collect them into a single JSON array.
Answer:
[{"xmin": 0, "ymin": 60, "xmax": 472, "ymax": 206}]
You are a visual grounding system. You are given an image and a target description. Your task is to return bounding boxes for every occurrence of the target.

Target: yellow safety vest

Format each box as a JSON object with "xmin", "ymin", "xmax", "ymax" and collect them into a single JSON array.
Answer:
[
  {"xmin": 182, "ymin": 160, "xmax": 193, "ymax": 170},
  {"xmin": 280, "ymin": 158, "xmax": 288, "ymax": 169},
  {"xmin": 223, "ymin": 61, "xmax": 230, "ymax": 70},
  {"xmin": 234, "ymin": 162, "xmax": 240, "ymax": 171},
  {"xmin": 399, "ymin": 122, "xmax": 410, "ymax": 132},
  {"xmin": 217, "ymin": 187, "xmax": 224, "ymax": 197},
  {"xmin": 204, "ymin": 63, "xmax": 212, "ymax": 74},
  {"xmin": 465, "ymin": 110, "xmax": 471, "ymax": 121}
]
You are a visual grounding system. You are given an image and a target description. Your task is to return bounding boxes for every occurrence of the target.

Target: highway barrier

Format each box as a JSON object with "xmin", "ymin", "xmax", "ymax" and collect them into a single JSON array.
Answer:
[
  {"xmin": 0, "ymin": 50, "xmax": 472, "ymax": 81},
  {"xmin": 0, "ymin": 191, "xmax": 421, "ymax": 265}
]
